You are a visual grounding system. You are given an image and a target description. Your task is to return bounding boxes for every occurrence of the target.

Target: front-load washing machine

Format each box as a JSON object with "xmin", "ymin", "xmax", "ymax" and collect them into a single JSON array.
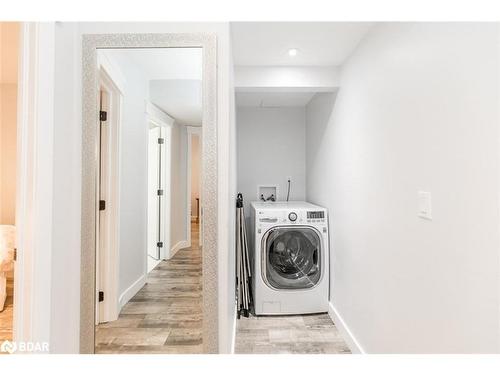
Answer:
[{"xmin": 250, "ymin": 201, "xmax": 329, "ymax": 315}]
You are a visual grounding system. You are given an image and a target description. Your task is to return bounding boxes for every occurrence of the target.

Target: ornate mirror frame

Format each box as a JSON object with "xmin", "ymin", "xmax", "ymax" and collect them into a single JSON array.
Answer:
[{"xmin": 80, "ymin": 33, "xmax": 218, "ymax": 353}]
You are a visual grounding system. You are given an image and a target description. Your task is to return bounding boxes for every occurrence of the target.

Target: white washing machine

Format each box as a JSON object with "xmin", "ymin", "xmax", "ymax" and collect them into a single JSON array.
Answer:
[{"xmin": 250, "ymin": 201, "xmax": 329, "ymax": 315}]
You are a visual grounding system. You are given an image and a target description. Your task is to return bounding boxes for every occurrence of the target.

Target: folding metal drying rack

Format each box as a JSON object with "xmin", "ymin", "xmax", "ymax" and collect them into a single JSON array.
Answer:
[{"xmin": 236, "ymin": 193, "xmax": 252, "ymax": 318}]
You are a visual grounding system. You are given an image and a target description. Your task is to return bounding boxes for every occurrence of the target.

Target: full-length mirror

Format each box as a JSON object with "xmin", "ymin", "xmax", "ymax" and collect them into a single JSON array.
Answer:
[{"xmin": 91, "ymin": 47, "xmax": 204, "ymax": 354}]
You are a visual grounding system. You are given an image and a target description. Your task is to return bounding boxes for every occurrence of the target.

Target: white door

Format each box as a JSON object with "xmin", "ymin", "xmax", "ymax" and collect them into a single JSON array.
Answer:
[
  {"xmin": 96, "ymin": 89, "xmax": 109, "ymax": 323},
  {"xmin": 147, "ymin": 125, "xmax": 163, "ymax": 262}
]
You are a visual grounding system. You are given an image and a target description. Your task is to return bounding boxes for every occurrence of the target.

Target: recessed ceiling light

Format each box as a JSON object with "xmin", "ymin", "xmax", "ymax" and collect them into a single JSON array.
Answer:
[{"xmin": 288, "ymin": 48, "xmax": 298, "ymax": 57}]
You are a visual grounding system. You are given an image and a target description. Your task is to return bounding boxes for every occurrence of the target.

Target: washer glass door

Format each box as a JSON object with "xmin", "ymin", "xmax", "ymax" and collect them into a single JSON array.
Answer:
[{"xmin": 263, "ymin": 227, "xmax": 321, "ymax": 289}]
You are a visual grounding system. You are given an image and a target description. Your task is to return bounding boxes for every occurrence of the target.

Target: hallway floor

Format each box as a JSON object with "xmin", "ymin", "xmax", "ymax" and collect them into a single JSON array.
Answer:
[
  {"xmin": 95, "ymin": 223, "xmax": 202, "ymax": 354},
  {"xmin": 235, "ymin": 313, "xmax": 351, "ymax": 354}
]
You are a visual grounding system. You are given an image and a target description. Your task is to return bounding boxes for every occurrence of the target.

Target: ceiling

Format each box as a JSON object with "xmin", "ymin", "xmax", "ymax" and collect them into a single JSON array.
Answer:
[
  {"xmin": 236, "ymin": 91, "xmax": 316, "ymax": 108},
  {"xmin": 105, "ymin": 48, "xmax": 202, "ymax": 80},
  {"xmin": 150, "ymin": 80, "xmax": 202, "ymax": 125},
  {"xmin": 231, "ymin": 22, "xmax": 373, "ymax": 66},
  {"xmin": 103, "ymin": 48, "xmax": 203, "ymax": 126}
]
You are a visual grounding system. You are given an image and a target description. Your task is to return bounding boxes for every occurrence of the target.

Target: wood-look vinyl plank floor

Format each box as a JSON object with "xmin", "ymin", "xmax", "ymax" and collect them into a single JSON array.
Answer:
[
  {"xmin": 95, "ymin": 224, "xmax": 202, "ymax": 354},
  {"xmin": 235, "ymin": 313, "xmax": 351, "ymax": 354}
]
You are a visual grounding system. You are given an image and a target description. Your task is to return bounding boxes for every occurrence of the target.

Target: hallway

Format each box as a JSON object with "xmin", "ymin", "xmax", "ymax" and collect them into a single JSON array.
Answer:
[{"xmin": 95, "ymin": 223, "xmax": 202, "ymax": 354}]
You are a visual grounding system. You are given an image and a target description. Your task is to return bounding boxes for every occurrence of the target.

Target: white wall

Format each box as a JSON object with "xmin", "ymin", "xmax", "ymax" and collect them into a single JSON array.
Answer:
[
  {"xmin": 49, "ymin": 22, "xmax": 234, "ymax": 353},
  {"xmin": 50, "ymin": 22, "xmax": 81, "ymax": 353},
  {"xmin": 237, "ymin": 106, "xmax": 306, "ymax": 214},
  {"xmin": 305, "ymin": 23, "xmax": 500, "ymax": 353},
  {"xmin": 103, "ymin": 52, "xmax": 150, "ymax": 298}
]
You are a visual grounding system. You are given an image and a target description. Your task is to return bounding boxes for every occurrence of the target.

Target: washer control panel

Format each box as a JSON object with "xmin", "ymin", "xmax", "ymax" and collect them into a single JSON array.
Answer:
[
  {"xmin": 306, "ymin": 210, "xmax": 326, "ymax": 223},
  {"xmin": 257, "ymin": 209, "xmax": 327, "ymax": 225}
]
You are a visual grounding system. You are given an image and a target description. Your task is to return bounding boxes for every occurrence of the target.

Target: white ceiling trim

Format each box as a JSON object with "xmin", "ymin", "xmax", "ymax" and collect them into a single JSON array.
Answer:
[
  {"xmin": 234, "ymin": 66, "xmax": 339, "ymax": 92},
  {"xmin": 236, "ymin": 91, "xmax": 317, "ymax": 108}
]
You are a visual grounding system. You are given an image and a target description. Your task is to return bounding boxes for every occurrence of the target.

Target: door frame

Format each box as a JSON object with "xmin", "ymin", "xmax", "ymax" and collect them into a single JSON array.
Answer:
[
  {"xmin": 13, "ymin": 22, "xmax": 55, "ymax": 347},
  {"xmin": 94, "ymin": 57, "xmax": 123, "ymax": 324},
  {"xmin": 80, "ymin": 34, "xmax": 218, "ymax": 354}
]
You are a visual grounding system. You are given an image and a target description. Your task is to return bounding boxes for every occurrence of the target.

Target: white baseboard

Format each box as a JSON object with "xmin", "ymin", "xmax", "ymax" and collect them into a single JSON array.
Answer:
[
  {"xmin": 119, "ymin": 274, "xmax": 146, "ymax": 309},
  {"xmin": 230, "ymin": 306, "xmax": 238, "ymax": 354},
  {"xmin": 169, "ymin": 240, "xmax": 189, "ymax": 259},
  {"xmin": 328, "ymin": 301, "xmax": 365, "ymax": 354},
  {"xmin": 147, "ymin": 257, "xmax": 161, "ymax": 273}
]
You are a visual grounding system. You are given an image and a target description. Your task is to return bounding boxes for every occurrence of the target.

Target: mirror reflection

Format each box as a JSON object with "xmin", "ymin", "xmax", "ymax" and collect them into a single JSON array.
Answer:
[{"xmin": 94, "ymin": 47, "xmax": 203, "ymax": 354}]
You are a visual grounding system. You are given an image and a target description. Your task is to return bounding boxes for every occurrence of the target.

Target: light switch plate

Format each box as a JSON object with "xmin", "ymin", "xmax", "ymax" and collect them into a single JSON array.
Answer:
[{"xmin": 418, "ymin": 191, "xmax": 432, "ymax": 220}]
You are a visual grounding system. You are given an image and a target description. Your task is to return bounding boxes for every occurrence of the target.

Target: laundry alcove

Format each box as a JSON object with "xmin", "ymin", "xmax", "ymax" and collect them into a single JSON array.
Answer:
[{"xmin": 235, "ymin": 86, "xmax": 337, "ymax": 216}]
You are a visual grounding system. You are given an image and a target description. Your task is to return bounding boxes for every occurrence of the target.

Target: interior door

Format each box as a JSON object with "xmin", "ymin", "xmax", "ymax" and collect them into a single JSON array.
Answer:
[
  {"xmin": 147, "ymin": 125, "xmax": 163, "ymax": 260},
  {"xmin": 96, "ymin": 89, "xmax": 110, "ymax": 323}
]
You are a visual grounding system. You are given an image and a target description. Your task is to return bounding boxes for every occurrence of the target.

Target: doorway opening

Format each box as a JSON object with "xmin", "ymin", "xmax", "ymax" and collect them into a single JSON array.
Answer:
[{"xmin": 0, "ymin": 22, "xmax": 19, "ymax": 347}]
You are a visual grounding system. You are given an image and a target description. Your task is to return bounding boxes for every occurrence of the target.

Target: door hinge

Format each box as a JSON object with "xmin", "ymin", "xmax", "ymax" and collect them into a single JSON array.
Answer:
[
  {"xmin": 99, "ymin": 291, "xmax": 104, "ymax": 302},
  {"xmin": 158, "ymin": 137, "xmax": 164, "ymax": 144},
  {"xmin": 157, "ymin": 189, "xmax": 164, "ymax": 196},
  {"xmin": 157, "ymin": 241, "xmax": 163, "ymax": 248},
  {"xmin": 13, "ymin": 248, "xmax": 17, "ymax": 261},
  {"xmin": 99, "ymin": 110, "xmax": 107, "ymax": 122},
  {"xmin": 99, "ymin": 200, "xmax": 106, "ymax": 211}
]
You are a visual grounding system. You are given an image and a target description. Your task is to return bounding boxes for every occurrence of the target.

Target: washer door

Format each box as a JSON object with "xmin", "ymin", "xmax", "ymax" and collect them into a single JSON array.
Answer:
[{"xmin": 262, "ymin": 227, "xmax": 322, "ymax": 290}]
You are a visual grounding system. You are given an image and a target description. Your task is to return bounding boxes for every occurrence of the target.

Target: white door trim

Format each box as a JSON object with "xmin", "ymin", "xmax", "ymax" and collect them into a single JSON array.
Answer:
[
  {"xmin": 13, "ymin": 22, "xmax": 55, "ymax": 347},
  {"xmin": 187, "ymin": 126, "xmax": 202, "ymax": 248},
  {"xmin": 95, "ymin": 62, "xmax": 123, "ymax": 323}
]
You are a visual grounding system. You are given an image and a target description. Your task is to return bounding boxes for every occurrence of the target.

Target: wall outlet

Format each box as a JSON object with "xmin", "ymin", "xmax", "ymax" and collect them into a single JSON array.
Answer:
[{"xmin": 418, "ymin": 191, "xmax": 432, "ymax": 220}]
